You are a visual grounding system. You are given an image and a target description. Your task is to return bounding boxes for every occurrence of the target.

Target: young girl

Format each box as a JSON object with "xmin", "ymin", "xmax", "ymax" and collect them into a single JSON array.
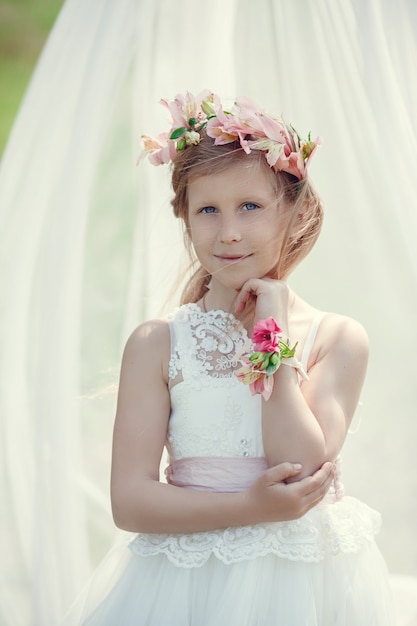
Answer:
[{"xmin": 64, "ymin": 91, "xmax": 394, "ymax": 625}]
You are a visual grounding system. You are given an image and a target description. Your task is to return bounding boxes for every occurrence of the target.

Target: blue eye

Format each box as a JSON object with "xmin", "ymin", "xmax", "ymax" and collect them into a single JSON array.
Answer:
[
  {"xmin": 242, "ymin": 202, "xmax": 259, "ymax": 211},
  {"xmin": 200, "ymin": 206, "xmax": 217, "ymax": 214}
]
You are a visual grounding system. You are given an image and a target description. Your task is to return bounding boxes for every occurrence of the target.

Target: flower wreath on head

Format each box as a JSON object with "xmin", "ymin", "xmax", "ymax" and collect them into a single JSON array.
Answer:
[{"xmin": 141, "ymin": 90, "xmax": 322, "ymax": 180}]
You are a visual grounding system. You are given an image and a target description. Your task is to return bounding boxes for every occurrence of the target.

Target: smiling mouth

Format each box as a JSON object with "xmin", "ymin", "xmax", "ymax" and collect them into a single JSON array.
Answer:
[{"xmin": 215, "ymin": 254, "xmax": 251, "ymax": 263}]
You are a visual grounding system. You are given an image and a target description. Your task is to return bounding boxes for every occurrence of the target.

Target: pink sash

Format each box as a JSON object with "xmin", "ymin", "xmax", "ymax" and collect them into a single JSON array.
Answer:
[{"xmin": 165, "ymin": 456, "xmax": 268, "ymax": 493}]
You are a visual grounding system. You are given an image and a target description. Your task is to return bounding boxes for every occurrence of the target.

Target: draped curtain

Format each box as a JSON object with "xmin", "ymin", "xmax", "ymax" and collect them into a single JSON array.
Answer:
[{"xmin": 1, "ymin": 1, "xmax": 416, "ymax": 624}]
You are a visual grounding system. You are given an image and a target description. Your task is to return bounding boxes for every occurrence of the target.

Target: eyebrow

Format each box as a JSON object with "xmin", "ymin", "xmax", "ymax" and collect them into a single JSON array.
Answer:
[{"xmin": 189, "ymin": 192, "xmax": 276, "ymax": 206}]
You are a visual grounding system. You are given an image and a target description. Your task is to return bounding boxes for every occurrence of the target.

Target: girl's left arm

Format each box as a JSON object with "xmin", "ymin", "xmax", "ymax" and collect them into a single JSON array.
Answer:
[
  {"xmin": 262, "ymin": 314, "xmax": 369, "ymax": 478},
  {"xmin": 235, "ymin": 278, "xmax": 369, "ymax": 479}
]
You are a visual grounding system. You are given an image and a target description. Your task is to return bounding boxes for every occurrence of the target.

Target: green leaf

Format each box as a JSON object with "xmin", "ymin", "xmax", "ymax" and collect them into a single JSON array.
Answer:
[
  {"xmin": 290, "ymin": 124, "xmax": 301, "ymax": 144},
  {"xmin": 270, "ymin": 353, "xmax": 280, "ymax": 365},
  {"xmin": 249, "ymin": 352, "xmax": 262, "ymax": 363},
  {"xmin": 176, "ymin": 137, "xmax": 186, "ymax": 151},
  {"xmin": 170, "ymin": 127, "xmax": 188, "ymax": 140},
  {"xmin": 188, "ymin": 117, "xmax": 198, "ymax": 127},
  {"xmin": 279, "ymin": 340, "xmax": 297, "ymax": 358},
  {"xmin": 265, "ymin": 362, "xmax": 280, "ymax": 376},
  {"xmin": 259, "ymin": 353, "xmax": 275, "ymax": 371}
]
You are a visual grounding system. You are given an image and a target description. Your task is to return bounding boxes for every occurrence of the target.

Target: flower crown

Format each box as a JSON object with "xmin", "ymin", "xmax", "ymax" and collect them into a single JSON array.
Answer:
[{"xmin": 141, "ymin": 90, "xmax": 322, "ymax": 180}]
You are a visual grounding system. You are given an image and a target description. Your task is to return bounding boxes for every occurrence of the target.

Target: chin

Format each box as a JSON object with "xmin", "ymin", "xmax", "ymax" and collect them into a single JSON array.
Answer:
[
  {"xmin": 210, "ymin": 264, "xmax": 269, "ymax": 292},
  {"xmin": 217, "ymin": 275, "xmax": 255, "ymax": 292}
]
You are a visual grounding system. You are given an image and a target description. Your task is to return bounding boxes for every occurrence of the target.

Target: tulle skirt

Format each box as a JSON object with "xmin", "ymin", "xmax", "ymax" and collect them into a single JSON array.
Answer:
[{"xmin": 62, "ymin": 528, "xmax": 395, "ymax": 625}]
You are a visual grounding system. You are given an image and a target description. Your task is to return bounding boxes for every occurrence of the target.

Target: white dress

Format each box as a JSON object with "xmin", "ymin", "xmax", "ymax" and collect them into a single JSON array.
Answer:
[{"xmin": 63, "ymin": 303, "xmax": 395, "ymax": 625}]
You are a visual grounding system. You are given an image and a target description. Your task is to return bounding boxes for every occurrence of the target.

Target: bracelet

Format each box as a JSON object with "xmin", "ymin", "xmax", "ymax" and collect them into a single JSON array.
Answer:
[{"xmin": 235, "ymin": 317, "xmax": 308, "ymax": 400}]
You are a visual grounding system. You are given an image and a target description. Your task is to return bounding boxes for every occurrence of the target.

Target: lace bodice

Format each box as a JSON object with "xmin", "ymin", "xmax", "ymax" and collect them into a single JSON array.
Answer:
[
  {"xmin": 166, "ymin": 303, "xmax": 264, "ymax": 460},
  {"xmin": 168, "ymin": 303, "xmax": 250, "ymax": 383}
]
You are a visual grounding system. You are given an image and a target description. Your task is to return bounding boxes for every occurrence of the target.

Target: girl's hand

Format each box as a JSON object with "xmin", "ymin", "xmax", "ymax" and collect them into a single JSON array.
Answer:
[
  {"xmin": 234, "ymin": 278, "xmax": 290, "ymax": 332},
  {"xmin": 244, "ymin": 461, "xmax": 334, "ymax": 523}
]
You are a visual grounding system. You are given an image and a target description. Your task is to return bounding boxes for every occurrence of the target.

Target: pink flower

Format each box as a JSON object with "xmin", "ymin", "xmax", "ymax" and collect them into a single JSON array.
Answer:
[
  {"xmin": 235, "ymin": 364, "xmax": 274, "ymax": 401},
  {"xmin": 250, "ymin": 372, "xmax": 274, "ymax": 401},
  {"xmin": 206, "ymin": 108, "xmax": 252, "ymax": 153},
  {"xmin": 233, "ymin": 97, "xmax": 266, "ymax": 135},
  {"xmin": 235, "ymin": 364, "xmax": 263, "ymax": 386},
  {"xmin": 161, "ymin": 90, "xmax": 212, "ymax": 129},
  {"xmin": 252, "ymin": 317, "xmax": 282, "ymax": 352},
  {"xmin": 140, "ymin": 133, "xmax": 177, "ymax": 166},
  {"xmin": 256, "ymin": 112, "xmax": 289, "ymax": 144},
  {"xmin": 160, "ymin": 89, "xmax": 214, "ymax": 130},
  {"xmin": 302, "ymin": 136, "xmax": 322, "ymax": 173},
  {"xmin": 274, "ymin": 135, "xmax": 323, "ymax": 179},
  {"xmin": 247, "ymin": 138, "xmax": 286, "ymax": 169}
]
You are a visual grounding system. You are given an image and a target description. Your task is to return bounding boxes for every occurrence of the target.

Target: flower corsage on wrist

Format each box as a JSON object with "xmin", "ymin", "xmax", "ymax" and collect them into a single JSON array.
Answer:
[{"xmin": 235, "ymin": 317, "xmax": 308, "ymax": 401}]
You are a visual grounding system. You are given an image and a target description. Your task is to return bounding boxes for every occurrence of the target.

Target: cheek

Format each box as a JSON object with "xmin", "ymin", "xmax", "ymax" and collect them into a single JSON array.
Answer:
[
  {"xmin": 188, "ymin": 220, "xmax": 215, "ymax": 250},
  {"xmin": 188, "ymin": 225, "xmax": 202, "ymax": 251},
  {"xmin": 256, "ymin": 228, "xmax": 284, "ymax": 270},
  {"xmin": 188, "ymin": 229, "xmax": 211, "ymax": 264},
  {"xmin": 260, "ymin": 222, "xmax": 284, "ymax": 249}
]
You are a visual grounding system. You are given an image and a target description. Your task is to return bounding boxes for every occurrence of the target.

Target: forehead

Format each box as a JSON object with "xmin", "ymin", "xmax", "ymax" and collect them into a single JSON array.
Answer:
[{"xmin": 187, "ymin": 161, "xmax": 277, "ymax": 205}]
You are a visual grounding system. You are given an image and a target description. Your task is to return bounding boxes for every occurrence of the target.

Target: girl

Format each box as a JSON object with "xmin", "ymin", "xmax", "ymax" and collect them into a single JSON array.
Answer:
[{"xmin": 64, "ymin": 91, "xmax": 394, "ymax": 625}]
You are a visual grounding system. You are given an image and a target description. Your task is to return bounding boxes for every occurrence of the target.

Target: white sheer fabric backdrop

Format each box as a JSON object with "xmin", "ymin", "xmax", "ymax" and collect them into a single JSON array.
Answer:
[{"xmin": 0, "ymin": 0, "xmax": 416, "ymax": 624}]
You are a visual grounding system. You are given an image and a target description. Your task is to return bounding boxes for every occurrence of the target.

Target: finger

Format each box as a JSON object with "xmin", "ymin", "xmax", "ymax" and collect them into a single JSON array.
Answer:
[
  {"xmin": 303, "ymin": 477, "xmax": 332, "ymax": 510},
  {"xmin": 234, "ymin": 288, "xmax": 252, "ymax": 314},
  {"xmin": 299, "ymin": 464, "xmax": 334, "ymax": 507},
  {"xmin": 263, "ymin": 462, "xmax": 303, "ymax": 484},
  {"xmin": 234, "ymin": 278, "xmax": 263, "ymax": 313},
  {"xmin": 234, "ymin": 291, "xmax": 250, "ymax": 314},
  {"xmin": 310, "ymin": 462, "xmax": 334, "ymax": 486},
  {"xmin": 297, "ymin": 462, "xmax": 334, "ymax": 495}
]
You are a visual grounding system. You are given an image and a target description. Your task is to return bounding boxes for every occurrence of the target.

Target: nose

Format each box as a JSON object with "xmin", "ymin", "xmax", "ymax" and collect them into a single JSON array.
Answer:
[{"xmin": 219, "ymin": 215, "xmax": 242, "ymax": 244}]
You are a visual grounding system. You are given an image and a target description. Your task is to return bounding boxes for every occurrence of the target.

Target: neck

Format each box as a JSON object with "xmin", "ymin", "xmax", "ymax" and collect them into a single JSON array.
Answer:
[{"xmin": 203, "ymin": 279, "xmax": 238, "ymax": 314}]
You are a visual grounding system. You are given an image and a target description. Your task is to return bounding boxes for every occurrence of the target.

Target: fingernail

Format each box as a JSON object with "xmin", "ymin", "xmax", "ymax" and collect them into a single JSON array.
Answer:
[{"xmin": 293, "ymin": 463, "xmax": 302, "ymax": 470}]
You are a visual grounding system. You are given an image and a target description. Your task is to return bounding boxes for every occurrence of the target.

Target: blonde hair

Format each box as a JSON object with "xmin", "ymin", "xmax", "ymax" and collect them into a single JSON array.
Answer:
[{"xmin": 170, "ymin": 132, "xmax": 323, "ymax": 305}]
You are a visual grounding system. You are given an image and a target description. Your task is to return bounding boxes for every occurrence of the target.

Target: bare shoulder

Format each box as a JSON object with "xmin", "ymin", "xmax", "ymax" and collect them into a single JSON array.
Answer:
[
  {"xmin": 316, "ymin": 311, "xmax": 369, "ymax": 364},
  {"xmin": 301, "ymin": 309, "xmax": 370, "ymax": 425},
  {"xmin": 122, "ymin": 318, "xmax": 171, "ymax": 382},
  {"xmin": 125, "ymin": 318, "xmax": 170, "ymax": 350},
  {"xmin": 319, "ymin": 312, "xmax": 368, "ymax": 349}
]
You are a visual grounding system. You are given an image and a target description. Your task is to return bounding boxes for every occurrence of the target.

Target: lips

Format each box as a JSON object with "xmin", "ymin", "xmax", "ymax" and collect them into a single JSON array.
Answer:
[
  {"xmin": 214, "ymin": 253, "xmax": 252, "ymax": 265},
  {"xmin": 215, "ymin": 253, "xmax": 251, "ymax": 260}
]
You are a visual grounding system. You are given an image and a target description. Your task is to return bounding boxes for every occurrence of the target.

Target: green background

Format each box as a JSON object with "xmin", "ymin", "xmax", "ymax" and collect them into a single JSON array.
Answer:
[{"xmin": 0, "ymin": 0, "xmax": 64, "ymax": 154}]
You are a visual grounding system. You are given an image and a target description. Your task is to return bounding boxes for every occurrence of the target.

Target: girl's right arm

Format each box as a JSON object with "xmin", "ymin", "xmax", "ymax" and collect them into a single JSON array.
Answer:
[{"xmin": 110, "ymin": 320, "xmax": 334, "ymax": 534}]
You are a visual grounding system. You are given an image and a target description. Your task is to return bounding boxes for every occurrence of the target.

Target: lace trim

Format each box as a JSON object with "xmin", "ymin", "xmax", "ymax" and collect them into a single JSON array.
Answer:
[{"xmin": 129, "ymin": 497, "xmax": 381, "ymax": 569}]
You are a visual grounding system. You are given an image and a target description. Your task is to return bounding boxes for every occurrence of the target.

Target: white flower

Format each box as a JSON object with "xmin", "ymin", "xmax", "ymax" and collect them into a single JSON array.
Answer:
[
  {"xmin": 201, "ymin": 336, "xmax": 218, "ymax": 352},
  {"xmin": 185, "ymin": 130, "xmax": 201, "ymax": 145}
]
